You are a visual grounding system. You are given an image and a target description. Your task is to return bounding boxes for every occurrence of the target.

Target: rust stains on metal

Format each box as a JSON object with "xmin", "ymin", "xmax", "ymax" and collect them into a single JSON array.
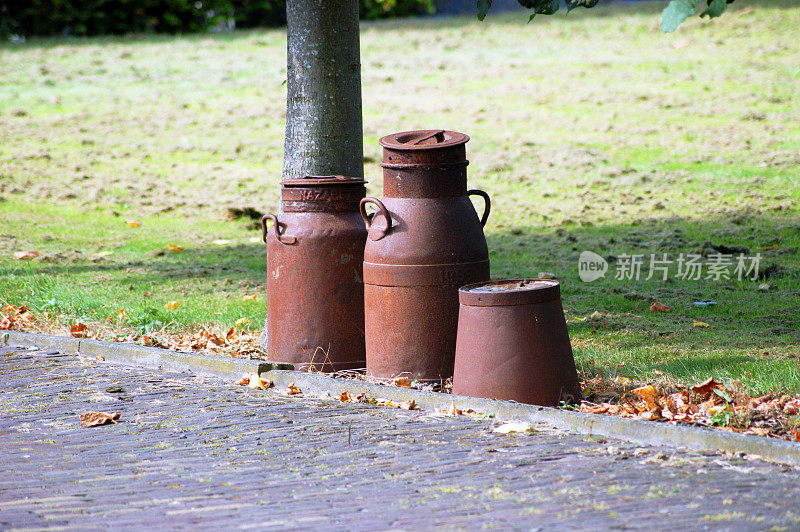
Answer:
[
  {"xmin": 363, "ymin": 130, "xmax": 491, "ymax": 383},
  {"xmin": 452, "ymin": 279, "xmax": 582, "ymax": 407},
  {"xmin": 262, "ymin": 176, "xmax": 367, "ymax": 372}
]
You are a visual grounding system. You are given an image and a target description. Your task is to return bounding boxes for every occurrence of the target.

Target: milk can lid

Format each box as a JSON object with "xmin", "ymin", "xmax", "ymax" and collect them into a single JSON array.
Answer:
[
  {"xmin": 458, "ymin": 279, "xmax": 561, "ymax": 307},
  {"xmin": 379, "ymin": 130, "xmax": 469, "ymax": 151},
  {"xmin": 282, "ymin": 175, "xmax": 366, "ymax": 187}
]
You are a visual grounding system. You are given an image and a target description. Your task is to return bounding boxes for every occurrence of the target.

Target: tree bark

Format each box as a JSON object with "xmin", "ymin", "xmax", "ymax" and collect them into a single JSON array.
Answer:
[{"xmin": 282, "ymin": 0, "xmax": 363, "ymax": 181}]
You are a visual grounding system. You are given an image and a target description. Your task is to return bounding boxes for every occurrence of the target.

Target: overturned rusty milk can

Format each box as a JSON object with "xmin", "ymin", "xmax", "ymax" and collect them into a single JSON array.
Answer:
[
  {"xmin": 452, "ymin": 279, "xmax": 582, "ymax": 406},
  {"xmin": 362, "ymin": 130, "xmax": 491, "ymax": 382},
  {"xmin": 261, "ymin": 176, "xmax": 367, "ymax": 372}
]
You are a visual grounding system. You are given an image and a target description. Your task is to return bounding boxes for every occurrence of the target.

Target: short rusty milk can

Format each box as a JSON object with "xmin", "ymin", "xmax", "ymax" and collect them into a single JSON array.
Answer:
[
  {"xmin": 261, "ymin": 176, "xmax": 367, "ymax": 372},
  {"xmin": 361, "ymin": 130, "xmax": 491, "ymax": 382},
  {"xmin": 452, "ymin": 279, "xmax": 582, "ymax": 406}
]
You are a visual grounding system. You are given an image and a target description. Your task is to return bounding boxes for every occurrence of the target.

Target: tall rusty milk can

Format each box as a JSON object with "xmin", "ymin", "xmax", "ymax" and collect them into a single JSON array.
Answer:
[
  {"xmin": 261, "ymin": 176, "xmax": 367, "ymax": 372},
  {"xmin": 452, "ymin": 279, "xmax": 582, "ymax": 406},
  {"xmin": 362, "ymin": 130, "xmax": 491, "ymax": 382}
]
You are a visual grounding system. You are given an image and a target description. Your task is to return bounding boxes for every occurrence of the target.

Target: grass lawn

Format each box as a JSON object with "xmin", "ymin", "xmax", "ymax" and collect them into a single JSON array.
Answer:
[{"xmin": 1, "ymin": 0, "xmax": 798, "ymax": 394}]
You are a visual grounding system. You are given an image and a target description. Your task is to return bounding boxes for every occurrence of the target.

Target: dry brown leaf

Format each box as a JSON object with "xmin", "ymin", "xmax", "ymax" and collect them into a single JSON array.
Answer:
[
  {"xmin": 235, "ymin": 373, "xmax": 251, "ymax": 386},
  {"xmin": 284, "ymin": 382, "xmax": 301, "ymax": 395},
  {"xmin": 394, "ymin": 377, "xmax": 411, "ymax": 388},
  {"xmin": 247, "ymin": 373, "xmax": 272, "ymax": 390},
  {"xmin": 14, "ymin": 250, "xmax": 40, "ymax": 260},
  {"xmin": 339, "ymin": 390, "xmax": 354, "ymax": 403},
  {"xmin": 226, "ymin": 326, "xmax": 238, "ymax": 341},
  {"xmin": 399, "ymin": 399, "xmax": 419, "ymax": 410},
  {"xmin": 691, "ymin": 377, "xmax": 725, "ymax": 399},
  {"xmin": 70, "ymin": 323, "xmax": 91, "ymax": 338},
  {"xmin": 440, "ymin": 401, "xmax": 462, "ymax": 416},
  {"xmin": 632, "ymin": 385, "xmax": 659, "ymax": 410},
  {"xmin": 80, "ymin": 411, "xmax": 120, "ymax": 427},
  {"xmin": 649, "ymin": 301, "xmax": 671, "ymax": 312}
]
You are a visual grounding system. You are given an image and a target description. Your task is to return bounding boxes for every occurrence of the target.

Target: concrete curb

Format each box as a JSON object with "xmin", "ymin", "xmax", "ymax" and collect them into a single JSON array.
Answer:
[{"xmin": 4, "ymin": 330, "xmax": 800, "ymax": 468}]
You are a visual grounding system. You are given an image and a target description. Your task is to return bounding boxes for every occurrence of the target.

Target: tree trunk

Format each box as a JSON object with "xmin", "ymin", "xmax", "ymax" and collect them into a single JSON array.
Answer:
[
  {"xmin": 282, "ymin": 0, "xmax": 363, "ymax": 181},
  {"xmin": 262, "ymin": 0, "xmax": 364, "ymax": 352}
]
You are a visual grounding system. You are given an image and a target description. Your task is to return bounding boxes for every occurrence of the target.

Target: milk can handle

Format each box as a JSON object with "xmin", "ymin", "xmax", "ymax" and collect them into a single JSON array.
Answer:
[
  {"xmin": 359, "ymin": 197, "xmax": 392, "ymax": 241},
  {"xmin": 261, "ymin": 214, "xmax": 297, "ymax": 245},
  {"xmin": 467, "ymin": 189, "xmax": 491, "ymax": 227}
]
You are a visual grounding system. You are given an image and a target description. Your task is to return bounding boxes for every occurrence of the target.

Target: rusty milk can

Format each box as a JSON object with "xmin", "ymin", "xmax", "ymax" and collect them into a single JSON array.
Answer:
[
  {"xmin": 452, "ymin": 279, "xmax": 582, "ymax": 406},
  {"xmin": 361, "ymin": 130, "xmax": 491, "ymax": 382},
  {"xmin": 261, "ymin": 176, "xmax": 367, "ymax": 372}
]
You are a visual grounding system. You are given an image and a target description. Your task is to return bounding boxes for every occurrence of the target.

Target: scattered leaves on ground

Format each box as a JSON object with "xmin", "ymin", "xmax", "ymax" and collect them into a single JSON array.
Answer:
[
  {"xmin": 80, "ymin": 411, "xmax": 121, "ymax": 427},
  {"xmin": 580, "ymin": 375, "xmax": 800, "ymax": 441}
]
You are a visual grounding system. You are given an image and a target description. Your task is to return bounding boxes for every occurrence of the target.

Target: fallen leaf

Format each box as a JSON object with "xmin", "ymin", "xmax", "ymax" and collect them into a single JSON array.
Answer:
[
  {"xmin": 242, "ymin": 294, "xmax": 259, "ymax": 301},
  {"xmin": 492, "ymin": 422, "xmax": 532, "ymax": 434},
  {"xmin": 226, "ymin": 326, "xmax": 237, "ymax": 341},
  {"xmin": 80, "ymin": 411, "xmax": 120, "ymax": 427},
  {"xmin": 649, "ymin": 301, "xmax": 671, "ymax": 312},
  {"xmin": 164, "ymin": 301, "xmax": 180, "ymax": 309},
  {"xmin": 590, "ymin": 311, "xmax": 603, "ymax": 319},
  {"xmin": 693, "ymin": 320, "xmax": 710, "ymax": 328},
  {"xmin": 234, "ymin": 317, "xmax": 250, "ymax": 327},
  {"xmin": 284, "ymin": 382, "xmax": 301, "ymax": 395},
  {"xmin": 632, "ymin": 385, "xmax": 660, "ymax": 410},
  {"xmin": 441, "ymin": 401, "xmax": 462, "ymax": 416},
  {"xmin": 14, "ymin": 250, "xmax": 39, "ymax": 260},
  {"xmin": 126, "ymin": 220, "xmax": 141, "ymax": 227},
  {"xmin": 760, "ymin": 244, "xmax": 780, "ymax": 251},
  {"xmin": 340, "ymin": 390, "xmax": 354, "ymax": 403},
  {"xmin": 691, "ymin": 377, "xmax": 725, "ymax": 399},
  {"xmin": 399, "ymin": 399, "xmax": 419, "ymax": 410},
  {"xmin": 95, "ymin": 354, "xmax": 105, "ymax": 361},
  {"xmin": 235, "ymin": 373, "xmax": 251, "ymax": 386},
  {"xmin": 247, "ymin": 373, "xmax": 272, "ymax": 390},
  {"xmin": 165, "ymin": 244, "xmax": 184, "ymax": 252},
  {"xmin": 757, "ymin": 283, "xmax": 770, "ymax": 291},
  {"xmin": 70, "ymin": 323, "xmax": 91, "ymax": 338},
  {"xmin": 393, "ymin": 377, "xmax": 411, "ymax": 388}
]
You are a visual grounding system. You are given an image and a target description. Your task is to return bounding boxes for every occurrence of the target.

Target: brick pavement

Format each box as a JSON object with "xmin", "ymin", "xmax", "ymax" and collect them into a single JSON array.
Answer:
[{"xmin": 2, "ymin": 346, "xmax": 800, "ymax": 530}]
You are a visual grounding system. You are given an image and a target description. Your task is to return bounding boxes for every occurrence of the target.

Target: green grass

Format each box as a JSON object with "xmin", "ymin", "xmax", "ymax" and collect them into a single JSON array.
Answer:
[{"xmin": 1, "ymin": 0, "xmax": 798, "ymax": 394}]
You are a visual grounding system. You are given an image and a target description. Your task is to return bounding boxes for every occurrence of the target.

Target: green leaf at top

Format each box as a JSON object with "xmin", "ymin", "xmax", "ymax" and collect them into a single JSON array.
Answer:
[
  {"xmin": 518, "ymin": 0, "xmax": 560, "ymax": 15},
  {"xmin": 701, "ymin": 0, "xmax": 727, "ymax": 18},
  {"xmin": 477, "ymin": 0, "xmax": 492, "ymax": 21},
  {"xmin": 712, "ymin": 387, "xmax": 732, "ymax": 403},
  {"xmin": 661, "ymin": 0, "xmax": 699, "ymax": 32},
  {"xmin": 565, "ymin": 0, "xmax": 600, "ymax": 13}
]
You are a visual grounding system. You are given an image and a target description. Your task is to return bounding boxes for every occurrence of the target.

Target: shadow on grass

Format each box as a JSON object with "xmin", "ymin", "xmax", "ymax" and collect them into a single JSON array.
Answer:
[{"xmin": 2, "ymin": 208, "xmax": 798, "ymax": 353}]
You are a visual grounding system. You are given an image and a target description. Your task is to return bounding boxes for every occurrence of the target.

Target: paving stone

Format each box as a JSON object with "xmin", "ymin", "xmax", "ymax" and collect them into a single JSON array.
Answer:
[{"xmin": 2, "ymin": 347, "xmax": 800, "ymax": 530}]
